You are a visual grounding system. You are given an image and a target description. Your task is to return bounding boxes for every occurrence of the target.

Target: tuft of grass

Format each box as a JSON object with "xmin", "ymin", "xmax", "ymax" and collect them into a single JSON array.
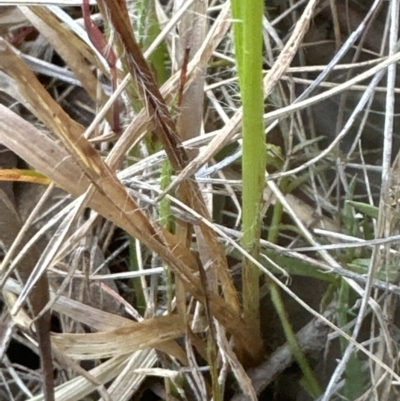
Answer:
[{"xmin": 2, "ymin": 1, "xmax": 400, "ymax": 401}]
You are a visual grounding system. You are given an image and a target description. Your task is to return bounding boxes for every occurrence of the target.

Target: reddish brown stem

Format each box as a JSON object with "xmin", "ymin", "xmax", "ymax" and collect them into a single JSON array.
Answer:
[{"xmin": 82, "ymin": 0, "xmax": 120, "ymax": 133}]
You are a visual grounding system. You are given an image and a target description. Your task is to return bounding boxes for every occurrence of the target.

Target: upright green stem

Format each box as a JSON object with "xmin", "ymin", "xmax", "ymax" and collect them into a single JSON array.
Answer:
[{"xmin": 231, "ymin": 0, "xmax": 265, "ymax": 331}]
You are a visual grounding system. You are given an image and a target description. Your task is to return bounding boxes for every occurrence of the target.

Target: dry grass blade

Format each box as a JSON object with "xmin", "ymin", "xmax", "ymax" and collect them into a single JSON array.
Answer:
[
  {"xmin": 54, "ymin": 291, "xmax": 188, "ymax": 364},
  {"xmin": 6, "ymin": 274, "xmax": 188, "ymax": 365},
  {"xmin": 52, "ymin": 314, "xmax": 186, "ymax": 360},
  {"xmin": 102, "ymin": 0, "xmax": 188, "ymax": 169},
  {"xmin": 106, "ymin": 0, "xmax": 232, "ymax": 169},
  {"xmin": 105, "ymin": 351, "xmax": 158, "ymax": 400},
  {"xmin": 29, "ymin": 355, "xmax": 132, "ymax": 401},
  {"xmin": 0, "ymin": 104, "xmax": 257, "ymax": 358},
  {"xmin": 0, "ymin": 122, "xmax": 54, "ymax": 399},
  {"xmin": 0, "ymin": 40, "xmax": 164, "ymax": 250},
  {"xmin": 175, "ymin": 0, "xmax": 207, "ymax": 143},
  {"xmin": 19, "ymin": 6, "xmax": 114, "ymax": 124}
]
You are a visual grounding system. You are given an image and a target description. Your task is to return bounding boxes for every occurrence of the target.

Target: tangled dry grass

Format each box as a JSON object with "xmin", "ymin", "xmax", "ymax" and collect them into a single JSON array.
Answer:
[{"xmin": 1, "ymin": 0, "xmax": 400, "ymax": 400}]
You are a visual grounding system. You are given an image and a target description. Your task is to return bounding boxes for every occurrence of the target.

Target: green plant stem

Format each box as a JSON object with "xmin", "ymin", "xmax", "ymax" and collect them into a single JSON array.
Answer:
[
  {"xmin": 159, "ymin": 160, "xmax": 174, "ymax": 313},
  {"xmin": 232, "ymin": 0, "xmax": 265, "ymax": 333},
  {"xmin": 137, "ymin": 0, "xmax": 168, "ymax": 85},
  {"xmin": 270, "ymin": 284, "xmax": 322, "ymax": 397},
  {"xmin": 267, "ymin": 181, "xmax": 321, "ymax": 397}
]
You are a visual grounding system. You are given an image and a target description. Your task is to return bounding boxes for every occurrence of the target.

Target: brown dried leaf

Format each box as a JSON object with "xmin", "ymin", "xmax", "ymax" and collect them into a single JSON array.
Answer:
[
  {"xmin": 52, "ymin": 315, "xmax": 185, "ymax": 360},
  {"xmin": 52, "ymin": 292, "xmax": 188, "ymax": 364}
]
